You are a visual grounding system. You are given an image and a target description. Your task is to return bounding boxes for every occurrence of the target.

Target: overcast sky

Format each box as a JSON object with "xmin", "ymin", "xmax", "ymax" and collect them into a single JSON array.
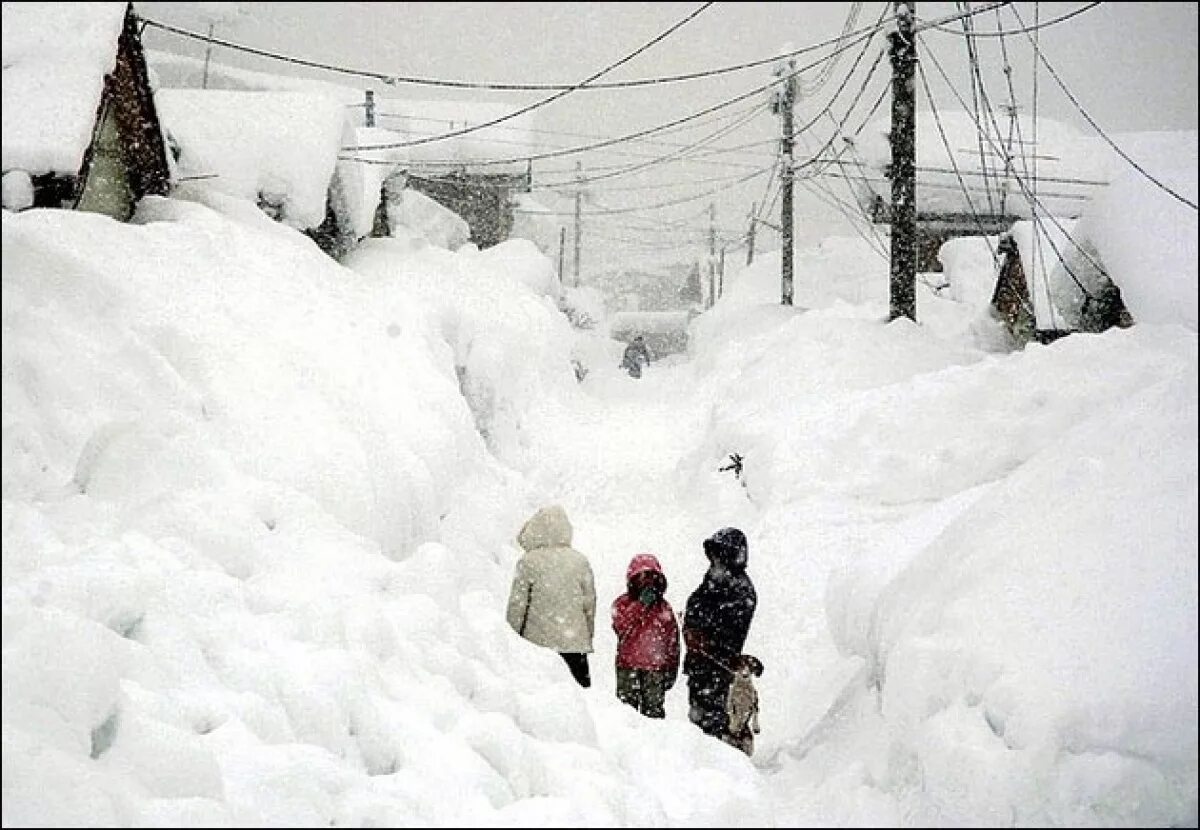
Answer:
[{"xmin": 136, "ymin": 2, "xmax": 1198, "ymax": 265}]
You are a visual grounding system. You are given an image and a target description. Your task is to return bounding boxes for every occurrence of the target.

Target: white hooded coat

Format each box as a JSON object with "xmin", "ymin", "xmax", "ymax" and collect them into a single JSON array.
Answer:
[{"xmin": 505, "ymin": 505, "xmax": 596, "ymax": 654}]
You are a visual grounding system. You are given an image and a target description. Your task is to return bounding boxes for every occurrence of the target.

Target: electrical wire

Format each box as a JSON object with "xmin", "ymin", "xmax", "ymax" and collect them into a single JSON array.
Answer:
[
  {"xmin": 919, "ymin": 2, "xmax": 1102, "ymax": 37},
  {"xmin": 513, "ymin": 164, "xmax": 772, "ymax": 217},
  {"xmin": 1008, "ymin": 2, "xmax": 1197, "ymax": 211},
  {"xmin": 917, "ymin": 30, "xmax": 1101, "ymax": 301},
  {"xmin": 139, "ymin": 8, "xmax": 896, "ymax": 91},
  {"xmin": 530, "ymin": 104, "xmax": 767, "ymax": 189},
  {"xmin": 342, "ymin": 2, "xmax": 716, "ymax": 151},
  {"xmin": 344, "ymin": 23, "xmax": 885, "ymax": 156}
]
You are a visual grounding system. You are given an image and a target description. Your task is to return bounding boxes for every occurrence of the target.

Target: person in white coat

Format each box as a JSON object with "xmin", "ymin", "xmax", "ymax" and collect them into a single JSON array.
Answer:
[{"xmin": 505, "ymin": 505, "xmax": 597, "ymax": 687}]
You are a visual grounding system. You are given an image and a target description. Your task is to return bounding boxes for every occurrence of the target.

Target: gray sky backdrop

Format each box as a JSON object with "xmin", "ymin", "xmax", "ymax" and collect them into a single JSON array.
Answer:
[{"xmin": 137, "ymin": 2, "xmax": 1198, "ymax": 272}]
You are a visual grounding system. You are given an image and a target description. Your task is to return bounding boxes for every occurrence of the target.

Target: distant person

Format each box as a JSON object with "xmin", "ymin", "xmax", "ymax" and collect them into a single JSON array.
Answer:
[
  {"xmin": 682, "ymin": 527, "xmax": 757, "ymax": 740},
  {"xmin": 611, "ymin": 553, "xmax": 681, "ymax": 719},
  {"xmin": 620, "ymin": 335, "xmax": 652, "ymax": 378},
  {"xmin": 505, "ymin": 505, "xmax": 597, "ymax": 687}
]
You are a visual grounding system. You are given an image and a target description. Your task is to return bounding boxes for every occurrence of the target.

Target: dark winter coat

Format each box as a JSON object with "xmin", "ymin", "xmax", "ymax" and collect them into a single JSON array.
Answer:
[
  {"xmin": 682, "ymin": 527, "xmax": 756, "ymax": 678},
  {"xmin": 620, "ymin": 339, "xmax": 652, "ymax": 376},
  {"xmin": 612, "ymin": 554, "xmax": 680, "ymax": 675}
]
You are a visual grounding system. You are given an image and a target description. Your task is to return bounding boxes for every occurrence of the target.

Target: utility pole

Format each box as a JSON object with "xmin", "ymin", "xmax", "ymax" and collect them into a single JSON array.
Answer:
[
  {"xmin": 718, "ymin": 247, "xmax": 726, "ymax": 300},
  {"xmin": 573, "ymin": 161, "xmax": 583, "ymax": 286},
  {"xmin": 746, "ymin": 202, "xmax": 757, "ymax": 265},
  {"xmin": 202, "ymin": 22, "xmax": 215, "ymax": 89},
  {"xmin": 708, "ymin": 202, "xmax": 717, "ymax": 307},
  {"xmin": 775, "ymin": 58, "xmax": 797, "ymax": 306},
  {"xmin": 557, "ymin": 226, "xmax": 566, "ymax": 283},
  {"xmin": 888, "ymin": 1, "xmax": 917, "ymax": 321},
  {"xmin": 364, "ymin": 90, "xmax": 376, "ymax": 128}
]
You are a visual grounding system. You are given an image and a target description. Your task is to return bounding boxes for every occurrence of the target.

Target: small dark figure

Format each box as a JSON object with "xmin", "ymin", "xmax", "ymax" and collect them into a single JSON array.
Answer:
[
  {"xmin": 611, "ymin": 554, "xmax": 681, "ymax": 719},
  {"xmin": 721, "ymin": 654, "xmax": 764, "ymax": 756},
  {"xmin": 682, "ymin": 527, "xmax": 757, "ymax": 741},
  {"xmin": 620, "ymin": 335, "xmax": 652, "ymax": 378}
]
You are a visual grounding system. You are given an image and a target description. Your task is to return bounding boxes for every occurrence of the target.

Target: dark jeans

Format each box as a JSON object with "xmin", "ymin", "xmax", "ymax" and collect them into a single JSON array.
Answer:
[
  {"xmin": 615, "ymin": 667, "xmax": 670, "ymax": 718},
  {"xmin": 686, "ymin": 670, "xmax": 730, "ymax": 737},
  {"xmin": 560, "ymin": 652, "xmax": 591, "ymax": 688}
]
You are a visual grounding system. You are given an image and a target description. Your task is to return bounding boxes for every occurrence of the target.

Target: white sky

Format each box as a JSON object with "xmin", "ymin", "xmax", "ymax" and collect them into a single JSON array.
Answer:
[
  {"xmin": 2, "ymin": 123, "xmax": 1197, "ymax": 825},
  {"xmin": 133, "ymin": 2, "xmax": 1200, "ymax": 269}
]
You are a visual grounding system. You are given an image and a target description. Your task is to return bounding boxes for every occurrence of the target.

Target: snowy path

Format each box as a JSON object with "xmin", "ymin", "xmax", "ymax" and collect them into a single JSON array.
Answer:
[
  {"xmin": 521, "ymin": 355, "xmax": 872, "ymax": 809},
  {"xmin": 517, "ymin": 351, "xmax": 957, "ymax": 824},
  {"xmin": 525, "ymin": 358, "xmax": 718, "ymax": 723}
]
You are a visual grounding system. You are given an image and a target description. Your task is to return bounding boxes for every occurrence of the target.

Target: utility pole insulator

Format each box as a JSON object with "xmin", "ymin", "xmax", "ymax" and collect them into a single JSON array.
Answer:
[{"xmin": 888, "ymin": 1, "xmax": 918, "ymax": 322}]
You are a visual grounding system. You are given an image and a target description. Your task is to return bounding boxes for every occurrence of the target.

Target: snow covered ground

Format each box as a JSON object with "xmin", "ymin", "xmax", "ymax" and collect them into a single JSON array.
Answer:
[{"xmin": 2, "ymin": 157, "xmax": 1196, "ymax": 826}]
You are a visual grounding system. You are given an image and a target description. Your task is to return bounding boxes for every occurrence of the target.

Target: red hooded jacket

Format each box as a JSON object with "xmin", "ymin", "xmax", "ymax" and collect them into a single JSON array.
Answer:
[{"xmin": 611, "ymin": 554, "xmax": 681, "ymax": 673}]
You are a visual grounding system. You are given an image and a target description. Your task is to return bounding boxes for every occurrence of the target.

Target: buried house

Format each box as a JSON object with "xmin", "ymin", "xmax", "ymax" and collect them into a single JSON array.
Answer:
[
  {"xmin": 155, "ymin": 88, "xmax": 413, "ymax": 259},
  {"xmin": 1, "ymin": 1, "xmax": 173, "ymax": 220},
  {"xmin": 989, "ymin": 130, "xmax": 1198, "ymax": 345}
]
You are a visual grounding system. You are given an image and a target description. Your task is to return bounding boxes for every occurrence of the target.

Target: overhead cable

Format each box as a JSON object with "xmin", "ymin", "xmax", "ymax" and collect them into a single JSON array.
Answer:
[{"xmin": 1008, "ymin": 3, "xmax": 1197, "ymax": 210}]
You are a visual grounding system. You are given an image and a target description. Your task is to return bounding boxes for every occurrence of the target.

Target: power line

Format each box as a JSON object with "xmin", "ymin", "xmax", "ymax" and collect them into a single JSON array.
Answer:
[
  {"xmin": 915, "ymin": 55, "xmax": 1000, "ymax": 261},
  {"xmin": 343, "ymin": 27, "xmax": 883, "ymax": 161},
  {"xmin": 373, "ymin": 106, "xmax": 772, "ymax": 161},
  {"xmin": 919, "ymin": 2, "xmax": 1102, "ymax": 37},
  {"xmin": 344, "ymin": 2, "xmax": 716, "ymax": 151},
  {"xmin": 514, "ymin": 164, "xmax": 772, "ymax": 218},
  {"xmin": 917, "ymin": 30, "xmax": 1101, "ymax": 301},
  {"xmin": 531, "ymin": 104, "xmax": 767, "ymax": 189},
  {"xmin": 139, "ymin": 8, "xmax": 897, "ymax": 91},
  {"xmin": 1008, "ymin": 2, "xmax": 1197, "ymax": 211}
]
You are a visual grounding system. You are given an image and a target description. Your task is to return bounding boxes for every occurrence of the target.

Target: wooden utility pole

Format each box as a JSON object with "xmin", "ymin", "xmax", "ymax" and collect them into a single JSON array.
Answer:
[
  {"xmin": 746, "ymin": 202, "xmax": 757, "ymax": 265},
  {"xmin": 718, "ymin": 247, "xmax": 726, "ymax": 299},
  {"xmin": 557, "ymin": 226, "xmax": 566, "ymax": 283},
  {"xmin": 708, "ymin": 202, "xmax": 717, "ymax": 308},
  {"xmin": 364, "ymin": 90, "xmax": 376, "ymax": 127},
  {"xmin": 778, "ymin": 59, "xmax": 797, "ymax": 306},
  {"xmin": 573, "ymin": 161, "xmax": 583, "ymax": 286},
  {"xmin": 889, "ymin": 1, "xmax": 917, "ymax": 321},
  {"xmin": 202, "ymin": 22, "xmax": 215, "ymax": 89}
]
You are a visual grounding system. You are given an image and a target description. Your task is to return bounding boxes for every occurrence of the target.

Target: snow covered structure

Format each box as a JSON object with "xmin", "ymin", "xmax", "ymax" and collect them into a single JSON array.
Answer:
[
  {"xmin": 850, "ymin": 110, "xmax": 1197, "ymax": 343},
  {"xmin": 146, "ymin": 50, "xmax": 534, "ymax": 251},
  {"xmin": 986, "ymin": 131, "xmax": 1197, "ymax": 344},
  {"xmin": 1, "ymin": 2, "xmax": 172, "ymax": 220},
  {"xmin": 349, "ymin": 96, "xmax": 534, "ymax": 249}
]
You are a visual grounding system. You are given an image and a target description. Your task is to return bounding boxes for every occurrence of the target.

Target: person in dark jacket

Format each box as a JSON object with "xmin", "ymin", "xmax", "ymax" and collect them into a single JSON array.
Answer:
[
  {"xmin": 611, "ymin": 553, "xmax": 681, "ymax": 719},
  {"xmin": 620, "ymin": 335, "xmax": 652, "ymax": 378},
  {"xmin": 682, "ymin": 527, "xmax": 757, "ymax": 740}
]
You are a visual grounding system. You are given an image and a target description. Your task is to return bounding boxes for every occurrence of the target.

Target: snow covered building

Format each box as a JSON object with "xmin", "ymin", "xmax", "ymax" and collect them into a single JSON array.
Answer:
[
  {"xmin": 1, "ymin": 2, "xmax": 172, "ymax": 220},
  {"xmin": 144, "ymin": 50, "xmax": 534, "ymax": 252},
  {"xmin": 850, "ymin": 111, "xmax": 1102, "ymax": 272},
  {"xmin": 350, "ymin": 95, "xmax": 534, "ymax": 249},
  {"xmin": 987, "ymin": 129, "xmax": 1197, "ymax": 344}
]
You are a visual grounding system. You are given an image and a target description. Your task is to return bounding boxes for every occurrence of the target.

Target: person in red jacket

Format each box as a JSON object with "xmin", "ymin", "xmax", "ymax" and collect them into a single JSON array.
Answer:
[{"xmin": 611, "ymin": 553, "xmax": 681, "ymax": 719}]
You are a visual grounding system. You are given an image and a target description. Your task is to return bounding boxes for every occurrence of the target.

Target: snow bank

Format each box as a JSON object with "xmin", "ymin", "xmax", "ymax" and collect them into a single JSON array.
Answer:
[
  {"xmin": 692, "ymin": 233, "xmax": 1197, "ymax": 826},
  {"xmin": 343, "ymin": 235, "xmax": 577, "ymax": 471}
]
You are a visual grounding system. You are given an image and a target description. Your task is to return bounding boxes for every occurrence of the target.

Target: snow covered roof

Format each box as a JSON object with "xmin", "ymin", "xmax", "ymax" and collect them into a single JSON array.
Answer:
[
  {"xmin": 146, "ymin": 51, "xmax": 535, "ymax": 174},
  {"xmin": 1011, "ymin": 140, "xmax": 1198, "ymax": 333},
  {"xmin": 853, "ymin": 111, "xmax": 1111, "ymax": 220},
  {"xmin": 361, "ymin": 98, "xmax": 535, "ymax": 170},
  {"xmin": 1, "ymin": 2, "xmax": 127, "ymax": 176},
  {"xmin": 156, "ymin": 89, "xmax": 349, "ymax": 230},
  {"xmin": 146, "ymin": 49, "xmax": 363, "ymax": 104}
]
